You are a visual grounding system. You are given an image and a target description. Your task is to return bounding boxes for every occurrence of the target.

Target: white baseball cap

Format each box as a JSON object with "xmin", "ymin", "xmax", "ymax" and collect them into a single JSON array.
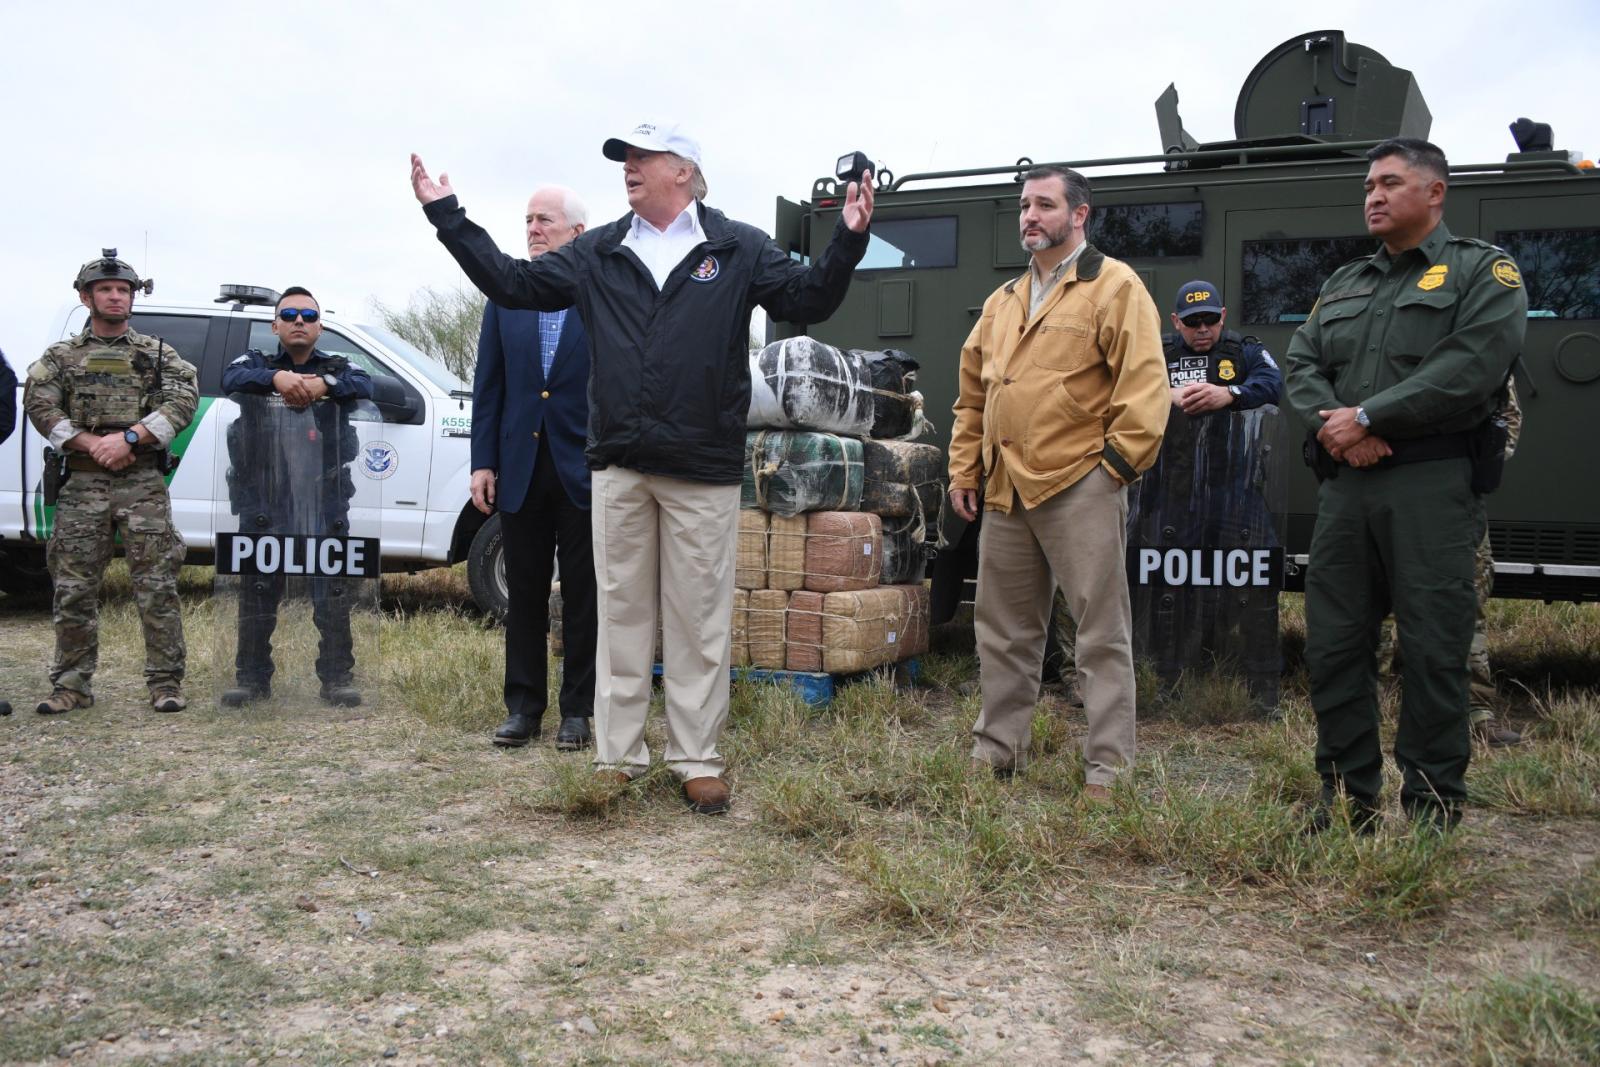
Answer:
[{"xmin": 602, "ymin": 121, "xmax": 702, "ymax": 166}]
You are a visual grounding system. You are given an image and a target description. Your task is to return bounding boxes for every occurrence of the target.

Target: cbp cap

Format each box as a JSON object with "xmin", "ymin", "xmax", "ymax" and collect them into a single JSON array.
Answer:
[
  {"xmin": 1174, "ymin": 279, "xmax": 1222, "ymax": 316},
  {"xmin": 74, "ymin": 248, "xmax": 150, "ymax": 294},
  {"xmin": 602, "ymin": 121, "xmax": 702, "ymax": 166}
]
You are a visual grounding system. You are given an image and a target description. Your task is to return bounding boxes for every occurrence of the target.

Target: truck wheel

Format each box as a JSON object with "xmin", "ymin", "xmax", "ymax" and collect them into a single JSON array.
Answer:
[
  {"xmin": 466, "ymin": 512, "xmax": 509, "ymax": 622},
  {"xmin": 0, "ymin": 547, "xmax": 51, "ymax": 596}
]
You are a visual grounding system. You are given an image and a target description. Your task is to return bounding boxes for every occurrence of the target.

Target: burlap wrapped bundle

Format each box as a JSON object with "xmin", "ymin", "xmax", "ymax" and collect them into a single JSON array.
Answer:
[
  {"xmin": 767, "ymin": 514, "xmax": 808, "ymax": 591},
  {"xmin": 820, "ymin": 587, "xmax": 906, "ymax": 673},
  {"xmin": 889, "ymin": 583, "xmax": 930, "ymax": 659},
  {"xmin": 803, "ymin": 511, "xmax": 882, "ymax": 593},
  {"xmin": 736, "ymin": 509, "xmax": 770, "ymax": 590},
  {"xmin": 785, "ymin": 590, "xmax": 825, "ymax": 672},
  {"xmin": 860, "ymin": 439, "xmax": 945, "ymax": 520},
  {"xmin": 746, "ymin": 589, "xmax": 789, "ymax": 670}
]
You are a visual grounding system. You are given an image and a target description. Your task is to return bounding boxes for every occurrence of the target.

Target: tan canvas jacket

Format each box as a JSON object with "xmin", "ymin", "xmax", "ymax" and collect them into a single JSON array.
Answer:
[{"xmin": 948, "ymin": 244, "xmax": 1169, "ymax": 513}]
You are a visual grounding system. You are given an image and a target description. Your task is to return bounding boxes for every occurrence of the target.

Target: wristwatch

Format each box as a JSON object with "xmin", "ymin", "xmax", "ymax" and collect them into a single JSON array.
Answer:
[
  {"xmin": 1227, "ymin": 385, "xmax": 1242, "ymax": 400},
  {"xmin": 1355, "ymin": 406, "xmax": 1371, "ymax": 428},
  {"xmin": 322, "ymin": 373, "xmax": 339, "ymax": 390},
  {"xmin": 122, "ymin": 427, "xmax": 141, "ymax": 446}
]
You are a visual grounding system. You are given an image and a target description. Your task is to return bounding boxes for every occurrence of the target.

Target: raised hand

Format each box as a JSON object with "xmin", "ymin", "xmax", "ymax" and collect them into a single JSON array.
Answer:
[
  {"xmin": 410, "ymin": 153, "xmax": 455, "ymax": 205},
  {"xmin": 842, "ymin": 168, "xmax": 875, "ymax": 233}
]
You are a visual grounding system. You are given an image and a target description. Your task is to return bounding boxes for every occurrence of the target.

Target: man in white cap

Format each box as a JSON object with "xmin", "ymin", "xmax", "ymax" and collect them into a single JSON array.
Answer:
[{"xmin": 411, "ymin": 124, "xmax": 874, "ymax": 814}]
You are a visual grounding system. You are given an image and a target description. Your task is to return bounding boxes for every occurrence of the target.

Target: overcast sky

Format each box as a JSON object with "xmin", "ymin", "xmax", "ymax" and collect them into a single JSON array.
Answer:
[{"xmin": 3, "ymin": 0, "xmax": 1596, "ymax": 363}]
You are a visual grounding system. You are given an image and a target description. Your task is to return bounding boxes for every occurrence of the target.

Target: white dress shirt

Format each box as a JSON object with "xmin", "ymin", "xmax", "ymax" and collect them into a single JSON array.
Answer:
[{"xmin": 621, "ymin": 201, "xmax": 707, "ymax": 290}]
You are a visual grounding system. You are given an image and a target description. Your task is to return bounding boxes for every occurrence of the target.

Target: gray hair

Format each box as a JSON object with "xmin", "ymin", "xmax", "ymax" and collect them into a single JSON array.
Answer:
[
  {"xmin": 533, "ymin": 184, "xmax": 588, "ymax": 228},
  {"xmin": 669, "ymin": 153, "xmax": 708, "ymax": 200},
  {"xmin": 1021, "ymin": 164, "xmax": 1092, "ymax": 220}
]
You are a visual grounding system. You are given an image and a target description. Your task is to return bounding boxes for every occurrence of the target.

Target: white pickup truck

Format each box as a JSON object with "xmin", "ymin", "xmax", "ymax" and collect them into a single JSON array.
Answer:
[{"xmin": 0, "ymin": 285, "xmax": 511, "ymax": 616}]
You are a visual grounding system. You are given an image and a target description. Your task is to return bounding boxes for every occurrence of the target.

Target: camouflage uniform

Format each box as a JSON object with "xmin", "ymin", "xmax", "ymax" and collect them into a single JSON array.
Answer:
[{"xmin": 24, "ymin": 327, "xmax": 199, "ymax": 701}]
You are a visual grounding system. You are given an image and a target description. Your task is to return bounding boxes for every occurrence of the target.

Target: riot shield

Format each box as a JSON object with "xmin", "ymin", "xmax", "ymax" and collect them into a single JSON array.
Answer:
[
  {"xmin": 211, "ymin": 391, "xmax": 384, "ymax": 712},
  {"xmin": 1126, "ymin": 404, "xmax": 1288, "ymax": 711}
]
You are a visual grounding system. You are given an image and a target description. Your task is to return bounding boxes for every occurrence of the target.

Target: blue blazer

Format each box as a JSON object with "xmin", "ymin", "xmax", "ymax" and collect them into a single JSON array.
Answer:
[{"xmin": 472, "ymin": 302, "xmax": 591, "ymax": 513}]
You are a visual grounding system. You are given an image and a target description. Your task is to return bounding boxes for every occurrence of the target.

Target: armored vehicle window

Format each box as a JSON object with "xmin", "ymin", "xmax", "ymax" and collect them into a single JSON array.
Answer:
[
  {"xmin": 1494, "ymin": 228, "xmax": 1600, "ymax": 319},
  {"xmin": 1240, "ymin": 236, "xmax": 1373, "ymax": 324},
  {"xmin": 1087, "ymin": 202, "xmax": 1203, "ymax": 259},
  {"xmin": 129, "ymin": 313, "xmax": 213, "ymax": 371},
  {"xmin": 857, "ymin": 217, "xmax": 957, "ymax": 271}
]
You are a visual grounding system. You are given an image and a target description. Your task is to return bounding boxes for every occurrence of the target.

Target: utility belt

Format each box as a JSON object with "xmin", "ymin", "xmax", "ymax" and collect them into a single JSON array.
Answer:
[
  {"xmin": 1302, "ymin": 417, "xmax": 1508, "ymax": 494},
  {"xmin": 65, "ymin": 451, "xmax": 162, "ymax": 473}
]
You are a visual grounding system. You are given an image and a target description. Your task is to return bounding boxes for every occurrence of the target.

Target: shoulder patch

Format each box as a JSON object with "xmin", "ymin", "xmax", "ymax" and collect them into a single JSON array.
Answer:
[
  {"xmin": 26, "ymin": 361, "xmax": 52, "ymax": 382},
  {"xmin": 1258, "ymin": 347, "xmax": 1278, "ymax": 370},
  {"xmin": 230, "ymin": 354, "xmax": 252, "ymax": 365},
  {"xmin": 1491, "ymin": 260, "xmax": 1522, "ymax": 288}
]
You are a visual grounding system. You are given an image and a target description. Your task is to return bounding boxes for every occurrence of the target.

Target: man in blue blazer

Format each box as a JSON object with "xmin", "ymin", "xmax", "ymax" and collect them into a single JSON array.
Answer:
[{"xmin": 470, "ymin": 186, "xmax": 596, "ymax": 750}]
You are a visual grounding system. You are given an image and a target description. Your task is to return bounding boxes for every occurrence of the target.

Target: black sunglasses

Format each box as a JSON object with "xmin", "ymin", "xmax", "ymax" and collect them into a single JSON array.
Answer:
[
  {"xmin": 278, "ymin": 308, "xmax": 320, "ymax": 323},
  {"xmin": 1181, "ymin": 312, "xmax": 1221, "ymax": 328}
]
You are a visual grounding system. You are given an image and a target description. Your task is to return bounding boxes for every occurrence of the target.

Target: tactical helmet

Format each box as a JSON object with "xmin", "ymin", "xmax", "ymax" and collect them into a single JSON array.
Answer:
[{"xmin": 74, "ymin": 248, "xmax": 152, "ymax": 295}]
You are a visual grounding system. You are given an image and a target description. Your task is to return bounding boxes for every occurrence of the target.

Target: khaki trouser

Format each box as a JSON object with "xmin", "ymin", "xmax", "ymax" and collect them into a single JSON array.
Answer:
[
  {"xmin": 972, "ymin": 468, "xmax": 1136, "ymax": 785},
  {"xmin": 590, "ymin": 466, "xmax": 740, "ymax": 781}
]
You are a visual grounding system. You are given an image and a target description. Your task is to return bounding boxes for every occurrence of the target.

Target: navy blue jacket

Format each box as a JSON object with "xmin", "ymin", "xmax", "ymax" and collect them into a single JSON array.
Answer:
[
  {"xmin": 221, "ymin": 347, "xmax": 374, "ymax": 525},
  {"xmin": 425, "ymin": 196, "xmax": 867, "ymax": 484},
  {"xmin": 472, "ymin": 303, "xmax": 591, "ymax": 512},
  {"xmin": 1163, "ymin": 330, "xmax": 1282, "ymax": 410}
]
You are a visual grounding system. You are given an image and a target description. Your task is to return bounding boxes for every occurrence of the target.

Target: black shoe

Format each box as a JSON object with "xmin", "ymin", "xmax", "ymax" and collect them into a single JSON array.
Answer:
[
  {"xmin": 1402, "ymin": 800, "xmax": 1462, "ymax": 833},
  {"xmin": 0, "ymin": 699, "xmax": 11, "ymax": 716},
  {"xmin": 221, "ymin": 685, "xmax": 270, "ymax": 707},
  {"xmin": 554, "ymin": 716, "xmax": 593, "ymax": 751},
  {"xmin": 1304, "ymin": 787, "xmax": 1380, "ymax": 837},
  {"xmin": 320, "ymin": 684, "xmax": 362, "ymax": 708},
  {"xmin": 493, "ymin": 712, "xmax": 540, "ymax": 748}
]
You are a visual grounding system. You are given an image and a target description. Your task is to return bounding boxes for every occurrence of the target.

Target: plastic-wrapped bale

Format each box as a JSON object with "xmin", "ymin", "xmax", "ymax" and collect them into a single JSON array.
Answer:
[
  {"xmin": 731, "ymin": 588, "xmax": 750, "ymax": 668},
  {"xmin": 890, "ymin": 583, "xmax": 930, "ymax": 659},
  {"xmin": 736, "ymin": 509, "xmax": 769, "ymax": 590},
  {"xmin": 785, "ymin": 590, "xmax": 825, "ymax": 672},
  {"xmin": 742, "ymin": 430, "xmax": 863, "ymax": 517},
  {"xmin": 548, "ymin": 581, "xmax": 564, "ymax": 657},
  {"xmin": 880, "ymin": 512, "xmax": 926, "ymax": 586},
  {"xmin": 768, "ymin": 514, "xmax": 807, "ymax": 591},
  {"xmin": 850, "ymin": 348, "xmax": 921, "ymax": 438},
  {"xmin": 803, "ymin": 511, "xmax": 882, "ymax": 593},
  {"xmin": 748, "ymin": 337, "xmax": 875, "ymax": 435},
  {"xmin": 860, "ymin": 439, "xmax": 945, "ymax": 520},
  {"xmin": 821, "ymin": 587, "xmax": 906, "ymax": 674},
  {"xmin": 747, "ymin": 589, "xmax": 788, "ymax": 670}
]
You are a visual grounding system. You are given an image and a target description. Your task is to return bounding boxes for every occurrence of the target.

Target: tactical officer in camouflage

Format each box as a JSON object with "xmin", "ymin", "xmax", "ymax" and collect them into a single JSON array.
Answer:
[
  {"xmin": 1285, "ymin": 140, "xmax": 1527, "ymax": 832},
  {"xmin": 23, "ymin": 251, "xmax": 199, "ymax": 715},
  {"xmin": 0, "ymin": 347, "xmax": 14, "ymax": 716}
]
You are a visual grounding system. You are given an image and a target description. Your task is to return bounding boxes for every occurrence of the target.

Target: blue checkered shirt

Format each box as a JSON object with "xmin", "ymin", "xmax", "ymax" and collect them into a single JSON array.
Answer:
[{"xmin": 538, "ymin": 309, "xmax": 567, "ymax": 379}]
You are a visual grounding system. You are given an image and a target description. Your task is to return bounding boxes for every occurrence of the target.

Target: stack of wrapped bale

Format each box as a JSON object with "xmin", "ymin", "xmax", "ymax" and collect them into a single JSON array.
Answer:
[{"xmin": 730, "ymin": 336, "xmax": 939, "ymax": 675}]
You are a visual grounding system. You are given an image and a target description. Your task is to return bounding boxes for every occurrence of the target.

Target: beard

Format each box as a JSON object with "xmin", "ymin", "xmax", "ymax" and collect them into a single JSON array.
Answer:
[{"xmin": 1020, "ymin": 222, "xmax": 1071, "ymax": 254}]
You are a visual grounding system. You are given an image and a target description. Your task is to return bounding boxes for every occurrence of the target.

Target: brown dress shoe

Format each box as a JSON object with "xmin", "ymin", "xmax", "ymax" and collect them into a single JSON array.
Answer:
[
  {"xmin": 1082, "ymin": 783, "xmax": 1112, "ymax": 804},
  {"xmin": 683, "ymin": 776, "xmax": 730, "ymax": 815}
]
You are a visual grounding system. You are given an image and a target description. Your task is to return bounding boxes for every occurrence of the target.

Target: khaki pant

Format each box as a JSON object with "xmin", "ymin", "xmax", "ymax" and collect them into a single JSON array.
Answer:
[
  {"xmin": 972, "ymin": 468, "xmax": 1136, "ymax": 784},
  {"xmin": 590, "ymin": 467, "xmax": 740, "ymax": 781}
]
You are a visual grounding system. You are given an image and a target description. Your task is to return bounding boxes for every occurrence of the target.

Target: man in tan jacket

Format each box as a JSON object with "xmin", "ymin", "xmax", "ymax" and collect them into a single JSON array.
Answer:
[{"xmin": 948, "ymin": 164, "xmax": 1169, "ymax": 799}]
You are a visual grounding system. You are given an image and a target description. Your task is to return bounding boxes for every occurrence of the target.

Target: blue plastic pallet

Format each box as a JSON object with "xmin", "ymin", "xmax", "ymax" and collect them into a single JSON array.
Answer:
[{"xmin": 650, "ymin": 659, "xmax": 920, "ymax": 707}]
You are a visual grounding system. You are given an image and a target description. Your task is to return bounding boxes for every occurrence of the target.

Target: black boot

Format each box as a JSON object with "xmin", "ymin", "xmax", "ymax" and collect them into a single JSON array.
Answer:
[
  {"xmin": 1305, "ymin": 784, "xmax": 1380, "ymax": 836},
  {"xmin": 221, "ymin": 684, "xmax": 270, "ymax": 707},
  {"xmin": 555, "ymin": 716, "xmax": 593, "ymax": 751},
  {"xmin": 320, "ymin": 683, "xmax": 362, "ymax": 708},
  {"xmin": 493, "ymin": 712, "xmax": 540, "ymax": 748}
]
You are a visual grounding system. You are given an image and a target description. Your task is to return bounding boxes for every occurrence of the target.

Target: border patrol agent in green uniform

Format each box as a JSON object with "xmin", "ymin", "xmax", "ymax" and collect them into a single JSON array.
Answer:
[
  {"xmin": 23, "ymin": 251, "xmax": 199, "ymax": 715},
  {"xmin": 1284, "ymin": 139, "xmax": 1527, "ymax": 832}
]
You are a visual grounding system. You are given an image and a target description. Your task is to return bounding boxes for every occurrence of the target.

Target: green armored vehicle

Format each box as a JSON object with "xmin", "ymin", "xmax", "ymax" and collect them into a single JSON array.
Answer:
[{"xmin": 774, "ymin": 29, "xmax": 1600, "ymax": 616}]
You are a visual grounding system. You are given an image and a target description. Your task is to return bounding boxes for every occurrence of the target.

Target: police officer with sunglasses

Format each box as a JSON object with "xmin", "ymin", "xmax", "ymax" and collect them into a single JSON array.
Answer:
[{"xmin": 220, "ymin": 287, "xmax": 373, "ymax": 707}]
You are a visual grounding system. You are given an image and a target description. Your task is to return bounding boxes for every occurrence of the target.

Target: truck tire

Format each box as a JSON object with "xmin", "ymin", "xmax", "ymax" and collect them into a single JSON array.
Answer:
[
  {"xmin": 466, "ymin": 512, "xmax": 509, "ymax": 622},
  {"xmin": 0, "ymin": 546, "xmax": 51, "ymax": 596}
]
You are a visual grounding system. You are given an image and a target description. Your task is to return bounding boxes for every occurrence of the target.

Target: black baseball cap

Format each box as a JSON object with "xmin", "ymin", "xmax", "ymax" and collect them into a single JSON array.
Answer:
[{"xmin": 1174, "ymin": 280, "xmax": 1223, "ymax": 316}]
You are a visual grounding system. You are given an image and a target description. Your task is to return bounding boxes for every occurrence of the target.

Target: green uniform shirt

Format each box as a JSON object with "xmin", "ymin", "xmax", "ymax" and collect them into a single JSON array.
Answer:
[{"xmin": 1283, "ymin": 222, "xmax": 1528, "ymax": 438}]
